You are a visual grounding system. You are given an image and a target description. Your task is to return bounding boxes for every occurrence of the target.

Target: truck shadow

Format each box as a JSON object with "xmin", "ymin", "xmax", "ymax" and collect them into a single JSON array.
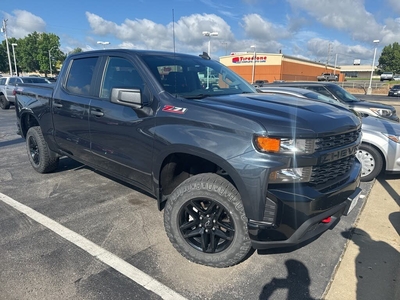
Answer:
[{"xmin": 56, "ymin": 156, "xmax": 155, "ymax": 200}]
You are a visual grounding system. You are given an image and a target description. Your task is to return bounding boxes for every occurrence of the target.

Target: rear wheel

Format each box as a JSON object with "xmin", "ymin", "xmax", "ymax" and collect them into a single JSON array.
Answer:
[
  {"xmin": 356, "ymin": 144, "xmax": 383, "ymax": 182},
  {"xmin": 26, "ymin": 126, "xmax": 59, "ymax": 173},
  {"xmin": 0, "ymin": 95, "xmax": 10, "ymax": 109},
  {"xmin": 164, "ymin": 173, "xmax": 252, "ymax": 267}
]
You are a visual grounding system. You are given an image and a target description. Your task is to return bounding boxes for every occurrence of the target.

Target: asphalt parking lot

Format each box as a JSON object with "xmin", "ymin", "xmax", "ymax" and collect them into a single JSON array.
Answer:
[{"xmin": 0, "ymin": 100, "xmax": 380, "ymax": 300}]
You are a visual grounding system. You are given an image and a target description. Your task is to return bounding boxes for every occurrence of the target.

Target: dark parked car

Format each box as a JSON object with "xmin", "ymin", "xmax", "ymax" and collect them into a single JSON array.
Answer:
[
  {"xmin": 388, "ymin": 85, "xmax": 400, "ymax": 97},
  {"xmin": 258, "ymin": 86, "xmax": 400, "ymax": 181},
  {"xmin": 269, "ymin": 81, "xmax": 399, "ymax": 122}
]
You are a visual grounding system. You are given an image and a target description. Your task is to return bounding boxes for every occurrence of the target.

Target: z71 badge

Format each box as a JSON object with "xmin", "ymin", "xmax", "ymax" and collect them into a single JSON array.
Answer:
[
  {"xmin": 320, "ymin": 145, "xmax": 358, "ymax": 164},
  {"xmin": 162, "ymin": 105, "xmax": 188, "ymax": 114}
]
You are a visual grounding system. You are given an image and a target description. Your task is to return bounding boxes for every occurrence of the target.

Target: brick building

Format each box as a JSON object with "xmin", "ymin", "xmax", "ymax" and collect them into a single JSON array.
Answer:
[{"xmin": 219, "ymin": 52, "xmax": 344, "ymax": 83}]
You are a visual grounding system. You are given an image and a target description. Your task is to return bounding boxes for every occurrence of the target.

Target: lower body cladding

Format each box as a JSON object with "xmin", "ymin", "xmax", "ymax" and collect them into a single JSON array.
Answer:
[{"xmin": 248, "ymin": 161, "xmax": 362, "ymax": 249}]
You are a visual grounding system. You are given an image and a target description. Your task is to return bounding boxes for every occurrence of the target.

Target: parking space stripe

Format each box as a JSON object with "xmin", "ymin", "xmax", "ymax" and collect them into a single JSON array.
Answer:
[{"xmin": 0, "ymin": 192, "xmax": 187, "ymax": 300}]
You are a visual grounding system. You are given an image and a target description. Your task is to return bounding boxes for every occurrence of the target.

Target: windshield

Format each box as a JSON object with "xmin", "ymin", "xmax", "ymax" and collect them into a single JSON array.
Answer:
[
  {"xmin": 302, "ymin": 91, "xmax": 338, "ymax": 104},
  {"xmin": 141, "ymin": 54, "xmax": 256, "ymax": 98},
  {"xmin": 325, "ymin": 84, "xmax": 359, "ymax": 103}
]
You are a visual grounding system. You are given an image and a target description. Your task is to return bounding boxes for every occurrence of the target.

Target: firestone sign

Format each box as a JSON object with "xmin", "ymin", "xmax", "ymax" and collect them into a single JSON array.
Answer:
[{"xmin": 231, "ymin": 55, "xmax": 267, "ymax": 64}]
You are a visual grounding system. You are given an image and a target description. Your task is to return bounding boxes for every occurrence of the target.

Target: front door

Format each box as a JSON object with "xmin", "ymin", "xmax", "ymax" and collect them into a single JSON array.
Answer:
[{"xmin": 88, "ymin": 55, "xmax": 155, "ymax": 191}]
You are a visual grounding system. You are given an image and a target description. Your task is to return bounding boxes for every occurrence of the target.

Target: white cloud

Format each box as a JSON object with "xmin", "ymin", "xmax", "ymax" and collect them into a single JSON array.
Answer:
[
  {"xmin": 85, "ymin": 12, "xmax": 235, "ymax": 57},
  {"xmin": 388, "ymin": 0, "xmax": 400, "ymax": 14},
  {"xmin": 241, "ymin": 14, "xmax": 292, "ymax": 41},
  {"xmin": 3, "ymin": 10, "xmax": 46, "ymax": 38},
  {"xmin": 287, "ymin": 0, "xmax": 381, "ymax": 42}
]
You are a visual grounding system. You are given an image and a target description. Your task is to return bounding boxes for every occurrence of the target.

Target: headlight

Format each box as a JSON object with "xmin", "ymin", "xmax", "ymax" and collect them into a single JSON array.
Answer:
[
  {"xmin": 370, "ymin": 108, "xmax": 393, "ymax": 117},
  {"xmin": 383, "ymin": 133, "xmax": 400, "ymax": 143},
  {"xmin": 269, "ymin": 167, "xmax": 312, "ymax": 183},
  {"xmin": 254, "ymin": 136, "xmax": 315, "ymax": 154}
]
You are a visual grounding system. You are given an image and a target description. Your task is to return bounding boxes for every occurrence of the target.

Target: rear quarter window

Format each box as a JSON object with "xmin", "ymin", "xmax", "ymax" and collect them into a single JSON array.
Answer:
[{"xmin": 65, "ymin": 57, "xmax": 98, "ymax": 96}]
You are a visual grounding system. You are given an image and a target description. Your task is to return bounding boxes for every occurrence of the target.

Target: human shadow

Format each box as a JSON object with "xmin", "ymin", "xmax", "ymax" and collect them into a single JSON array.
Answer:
[
  {"xmin": 341, "ymin": 228, "xmax": 400, "ymax": 300},
  {"xmin": 259, "ymin": 259, "xmax": 315, "ymax": 300}
]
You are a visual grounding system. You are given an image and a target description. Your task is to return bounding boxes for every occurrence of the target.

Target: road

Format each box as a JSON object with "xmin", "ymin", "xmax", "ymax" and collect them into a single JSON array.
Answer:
[{"xmin": 0, "ymin": 97, "xmax": 387, "ymax": 299}]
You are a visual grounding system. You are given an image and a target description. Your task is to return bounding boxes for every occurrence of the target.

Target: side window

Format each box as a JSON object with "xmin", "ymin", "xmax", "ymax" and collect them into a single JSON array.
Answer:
[
  {"xmin": 0, "ymin": 78, "xmax": 5, "ymax": 85},
  {"xmin": 8, "ymin": 78, "xmax": 16, "ymax": 85},
  {"xmin": 306, "ymin": 86, "xmax": 333, "ymax": 99},
  {"xmin": 100, "ymin": 57, "xmax": 144, "ymax": 99},
  {"xmin": 66, "ymin": 57, "xmax": 98, "ymax": 96}
]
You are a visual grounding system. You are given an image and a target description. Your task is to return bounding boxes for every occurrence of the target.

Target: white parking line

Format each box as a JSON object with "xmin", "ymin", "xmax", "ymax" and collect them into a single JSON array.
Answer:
[{"xmin": 0, "ymin": 192, "xmax": 187, "ymax": 300}]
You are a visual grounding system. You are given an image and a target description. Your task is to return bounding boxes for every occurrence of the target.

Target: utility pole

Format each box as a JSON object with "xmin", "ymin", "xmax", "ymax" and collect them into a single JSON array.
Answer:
[
  {"xmin": 2, "ymin": 19, "xmax": 13, "ymax": 76},
  {"xmin": 326, "ymin": 43, "xmax": 332, "ymax": 70}
]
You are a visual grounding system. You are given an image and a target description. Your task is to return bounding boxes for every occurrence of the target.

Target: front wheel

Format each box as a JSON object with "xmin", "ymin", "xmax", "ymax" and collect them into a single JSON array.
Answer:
[
  {"xmin": 0, "ymin": 95, "xmax": 10, "ymax": 109},
  {"xmin": 356, "ymin": 144, "xmax": 384, "ymax": 182},
  {"xmin": 26, "ymin": 126, "xmax": 59, "ymax": 173},
  {"xmin": 164, "ymin": 173, "xmax": 252, "ymax": 267}
]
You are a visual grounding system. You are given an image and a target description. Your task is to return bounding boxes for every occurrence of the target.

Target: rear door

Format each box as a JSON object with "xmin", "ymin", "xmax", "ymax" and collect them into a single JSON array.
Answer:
[
  {"xmin": 51, "ymin": 56, "xmax": 101, "ymax": 162},
  {"xmin": 88, "ymin": 55, "xmax": 155, "ymax": 190}
]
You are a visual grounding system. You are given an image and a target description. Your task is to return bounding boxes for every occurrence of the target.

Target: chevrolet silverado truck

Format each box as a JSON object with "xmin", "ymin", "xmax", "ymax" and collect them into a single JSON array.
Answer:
[{"xmin": 15, "ymin": 49, "xmax": 362, "ymax": 267}]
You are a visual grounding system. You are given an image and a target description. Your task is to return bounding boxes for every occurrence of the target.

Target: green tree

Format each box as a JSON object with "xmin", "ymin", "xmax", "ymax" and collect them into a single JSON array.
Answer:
[
  {"xmin": 11, "ymin": 32, "xmax": 65, "ymax": 76},
  {"xmin": 378, "ymin": 42, "xmax": 400, "ymax": 73},
  {"xmin": 69, "ymin": 47, "xmax": 83, "ymax": 54}
]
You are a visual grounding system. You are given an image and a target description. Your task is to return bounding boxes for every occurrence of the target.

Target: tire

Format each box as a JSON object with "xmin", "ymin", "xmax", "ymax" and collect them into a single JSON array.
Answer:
[
  {"xmin": 164, "ymin": 173, "xmax": 252, "ymax": 267},
  {"xmin": 26, "ymin": 126, "xmax": 59, "ymax": 173},
  {"xmin": 356, "ymin": 144, "xmax": 383, "ymax": 182},
  {"xmin": 0, "ymin": 95, "xmax": 10, "ymax": 110}
]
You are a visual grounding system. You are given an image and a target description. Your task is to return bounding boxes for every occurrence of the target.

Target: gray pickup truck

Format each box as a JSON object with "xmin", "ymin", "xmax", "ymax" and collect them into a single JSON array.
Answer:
[
  {"xmin": 317, "ymin": 73, "xmax": 338, "ymax": 81},
  {"xmin": 14, "ymin": 49, "xmax": 362, "ymax": 267},
  {"xmin": 0, "ymin": 76, "xmax": 52, "ymax": 109}
]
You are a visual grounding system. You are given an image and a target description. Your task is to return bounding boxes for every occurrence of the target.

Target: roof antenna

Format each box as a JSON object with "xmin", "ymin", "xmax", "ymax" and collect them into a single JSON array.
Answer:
[{"xmin": 172, "ymin": 9, "xmax": 176, "ymax": 53}]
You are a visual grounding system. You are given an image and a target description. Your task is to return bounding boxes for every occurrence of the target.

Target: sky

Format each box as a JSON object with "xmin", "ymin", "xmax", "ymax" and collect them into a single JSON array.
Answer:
[{"xmin": 1, "ymin": 0, "xmax": 400, "ymax": 66}]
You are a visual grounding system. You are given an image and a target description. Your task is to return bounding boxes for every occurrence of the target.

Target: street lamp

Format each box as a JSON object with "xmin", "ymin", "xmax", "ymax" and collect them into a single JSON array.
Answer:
[
  {"xmin": 367, "ymin": 39, "xmax": 380, "ymax": 95},
  {"xmin": 48, "ymin": 46, "xmax": 56, "ymax": 77},
  {"xmin": 11, "ymin": 43, "xmax": 17, "ymax": 76},
  {"xmin": 97, "ymin": 41, "xmax": 110, "ymax": 49},
  {"xmin": 202, "ymin": 31, "xmax": 218, "ymax": 89},
  {"xmin": 250, "ymin": 45, "xmax": 256, "ymax": 84}
]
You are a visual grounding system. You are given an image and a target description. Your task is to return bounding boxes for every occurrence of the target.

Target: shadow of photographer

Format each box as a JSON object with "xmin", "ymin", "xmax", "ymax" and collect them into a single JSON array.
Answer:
[
  {"xmin": 259, "ymin": 259, "xmax": 315, "ymax": 300},
  {"xmin": 341, "ymin": 228, "xmax": 399, "ymax": 300}
]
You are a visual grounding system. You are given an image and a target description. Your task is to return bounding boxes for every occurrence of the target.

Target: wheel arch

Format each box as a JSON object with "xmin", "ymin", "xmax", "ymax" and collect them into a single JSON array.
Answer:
[
  {"xmin": 360, "ymin": 141, "xmax": 387, "ymax": 171},
  {"xmin": 154, "ymin": 145, "xmax": 250, "ymax": 213}
]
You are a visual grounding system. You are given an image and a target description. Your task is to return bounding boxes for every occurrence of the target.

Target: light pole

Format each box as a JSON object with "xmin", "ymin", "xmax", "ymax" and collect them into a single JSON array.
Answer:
[
  {"xmin": 202, "ymin": 31, "xmax": 218, "ymax": 89},
  {"xmin": 11, "ymin": 43, "xmax": 17, "ymax": 76},
  {"xmin": 97, "ymin": 41, "xmax": 110, "ymax": 49},
  {"xmin": 367, "ymin": 39, "xmax": 380, "ymax": 95},
  {"xmin": 251, "ymin": 45, "xmax": 256, "ymax": 84},
  {"xmin": 48, "ymin": 46, "xmax": 56, "ymax": 77}
]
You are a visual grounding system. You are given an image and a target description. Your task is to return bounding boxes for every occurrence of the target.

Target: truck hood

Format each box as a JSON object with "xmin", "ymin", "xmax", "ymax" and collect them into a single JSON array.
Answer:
[{"xmin": 189, "ymin": 93, "xmax": 361, "ymax": 138}]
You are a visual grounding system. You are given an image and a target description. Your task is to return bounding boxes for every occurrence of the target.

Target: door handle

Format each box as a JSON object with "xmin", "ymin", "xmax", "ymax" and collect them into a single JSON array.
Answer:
[
  {"xmin": 91, "ymin": 109, "xmax": 104, "ymax": 117},
  {"xmin": 53, "ymin": 102, "xmax": 63, "ymax": 108}
]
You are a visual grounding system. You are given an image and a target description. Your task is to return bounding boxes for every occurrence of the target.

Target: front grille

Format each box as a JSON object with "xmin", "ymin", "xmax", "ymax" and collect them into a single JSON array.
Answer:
[
  {"xmin": 310, "ymin": 156, "xmax": 355, "ymax": 185},
  {"xmin": 314, "ymin": 128, "xmax": 361, "ymax": 152}
]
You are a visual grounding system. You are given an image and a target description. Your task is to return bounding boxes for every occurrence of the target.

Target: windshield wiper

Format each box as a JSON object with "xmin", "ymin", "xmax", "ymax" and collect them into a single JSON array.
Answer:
[{"xmin": 184, "ymin": 94, "xmax": 212, "ymax": 99}]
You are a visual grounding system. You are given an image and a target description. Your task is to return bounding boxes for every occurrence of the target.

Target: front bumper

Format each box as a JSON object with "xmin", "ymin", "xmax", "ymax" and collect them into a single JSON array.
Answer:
[{"xmin": 248, "ymin": 160, "xmax": 362, "ymax": 249}]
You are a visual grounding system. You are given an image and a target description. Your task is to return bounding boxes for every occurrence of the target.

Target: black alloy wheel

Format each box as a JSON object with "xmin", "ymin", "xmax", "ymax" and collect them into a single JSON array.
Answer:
[
  {"xmin": 25, "ymin": 126, "xmax": 59, "ymax": 173},
  {"xmin": 178, "ymin": 198, "xmax": 235, "ymax": 253},
  {"xmin": 28, "ymin": 134, "xmax": 40, "ymax": 166},
  {"xmin": 164, "ymin": 173, "xmax": 252, "ymax": 267}
]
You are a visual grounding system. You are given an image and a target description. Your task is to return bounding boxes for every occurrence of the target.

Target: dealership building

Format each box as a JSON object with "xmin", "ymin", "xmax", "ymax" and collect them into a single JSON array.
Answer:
[{"xmin": 219, "ymin": 52, "xmax": 344, "ymax": 83}]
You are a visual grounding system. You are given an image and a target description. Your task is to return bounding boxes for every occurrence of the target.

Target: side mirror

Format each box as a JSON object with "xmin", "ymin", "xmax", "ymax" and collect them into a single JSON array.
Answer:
[{"xmin": 110, "ymin": 88, "xmax": 142, "ymax": 108}]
